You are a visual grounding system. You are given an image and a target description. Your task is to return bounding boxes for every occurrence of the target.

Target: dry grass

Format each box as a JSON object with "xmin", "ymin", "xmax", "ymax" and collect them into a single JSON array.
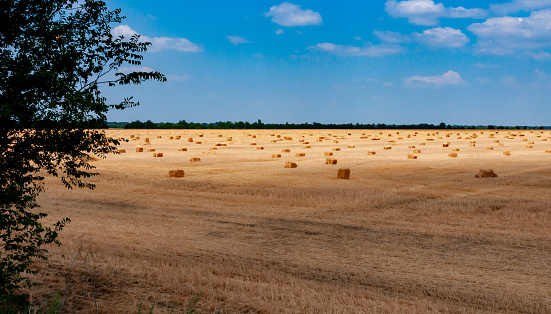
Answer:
[{"xmin": 23, "ymin": 129, "xmax": 551, "ymax": 313}]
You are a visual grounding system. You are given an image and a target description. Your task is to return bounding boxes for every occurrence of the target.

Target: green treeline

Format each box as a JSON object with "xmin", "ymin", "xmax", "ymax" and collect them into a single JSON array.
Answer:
[{"xmin": 108, "ymin": 120, "xmax": 548, "ymax": 130}]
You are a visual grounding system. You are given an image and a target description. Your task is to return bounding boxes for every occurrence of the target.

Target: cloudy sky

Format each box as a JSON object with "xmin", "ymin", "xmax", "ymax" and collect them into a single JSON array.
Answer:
[{"xmin": 104, "ymin": 0, "xmax": 551, "ymax": 125}]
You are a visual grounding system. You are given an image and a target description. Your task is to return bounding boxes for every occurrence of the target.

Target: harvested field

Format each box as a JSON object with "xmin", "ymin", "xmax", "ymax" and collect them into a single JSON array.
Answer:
[{"xmin": 28, "ymin": 129, "xmax": 551, "ymax": 313}]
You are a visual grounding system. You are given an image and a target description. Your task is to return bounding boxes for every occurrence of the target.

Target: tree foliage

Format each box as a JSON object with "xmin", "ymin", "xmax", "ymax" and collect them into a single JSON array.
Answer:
[{"xmin": 0, "ymin": 0, "xmax": 165, "ymax": 299}]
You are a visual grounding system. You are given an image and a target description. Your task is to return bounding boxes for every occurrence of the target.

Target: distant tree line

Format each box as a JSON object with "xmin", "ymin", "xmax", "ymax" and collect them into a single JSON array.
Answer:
[{"xmin": 106, "ymin": 120, "xmax": 549, "ymax": 130}]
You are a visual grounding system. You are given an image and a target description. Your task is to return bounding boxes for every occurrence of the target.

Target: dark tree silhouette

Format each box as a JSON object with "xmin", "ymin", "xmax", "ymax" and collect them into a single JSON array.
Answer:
[{"xmin": 0, "ymin": 0, "xmax": 165, "ymax": 302}]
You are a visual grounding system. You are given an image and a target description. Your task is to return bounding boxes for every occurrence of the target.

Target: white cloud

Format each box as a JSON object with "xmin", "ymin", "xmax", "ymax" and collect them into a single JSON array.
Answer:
[
  {"xmin": 405, "ymin": 70, "xmax": 466, "ymax": 86},
  {"xmin": 383, "ymin": 82, "xmax": 394, "ymax": 86},
  {"xmin": 413, "ymin": 27, "xmax": 469, "ymax": 48},
  {"xmin": 309, "ymin": 43, "xmax": 403, "ymax": 57},
  {"xmin": 275, "ymin": 29, "xmax": 285, "ymax": 35},
  {"xmin": 374, "ymin": 30, "xmax": 410, "ymax": 43},
  {"xmin": 503, "ymin": 76, "xmax": 517, "ymax": 84},
  {"xmin": 111, "ymin": 25, "xmax": 201, "ymax": 53},
  {"xmin": 227, "ymin": 36, "xmax": 250, "ymax": 45},
  {"xmin": 265, "ymin": 2, "xmax": 322, "ymax": 27},
  {"xmin": 375, "ymin": 27, "xmax": 468, "ymax": 48},
  {"xmin": 166, "ymin": 74, "xmax": 190, "ymax": 81},
  {"xmin": 354, "ymin": 36, "xmax": 363, "ymax": 41},
  {"xmin": 385, "ymin": 0, "xmax": 486, "ymax": 26},
  {"xmin": 118, "ymin": 66, "xmax": 155, "ymax": 73},
  {"xmin": 491, "ymin": 0, "xmax": 551, "ymax": 15},
  {"xmin": 528, "ymin": 51, "xmax": 551, "ymax": 60},
  {"xmin": 475, "ymin": 63, "xmax": 501, "ymax": 68},
  {"xmin": 468, "ymin": 9, "xmax": 551, "ymax": 55},
  {"xmin": 478, "ymin": 77, "xmax": 491, "ymax": 84}
]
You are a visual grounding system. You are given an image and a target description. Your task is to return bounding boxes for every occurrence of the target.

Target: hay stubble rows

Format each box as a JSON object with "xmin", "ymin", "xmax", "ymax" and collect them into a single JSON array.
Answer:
[{"xmin": 32, "ymin": 129, "xmax": 551, "ymax": 313}]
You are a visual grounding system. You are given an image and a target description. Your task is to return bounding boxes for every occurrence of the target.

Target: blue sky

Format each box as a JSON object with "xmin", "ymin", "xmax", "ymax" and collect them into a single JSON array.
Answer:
[{"xmin": 104, "ymin": 0, "xmax": 551, "ymax": 125}]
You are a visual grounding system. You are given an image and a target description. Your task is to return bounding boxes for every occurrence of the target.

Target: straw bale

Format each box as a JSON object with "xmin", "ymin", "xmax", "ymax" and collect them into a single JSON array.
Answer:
[
  {"xmin": 486, "ymin": 147, "xmax": 494, "ymax": 150},
  {"xmin": 443, "ymin": 143, "xmax": 450, "ymax": 147},
  {"xmin": 195, "ymin": 141, "xmax": 202, "ymax": 144},
  {"xmin": 250, "ymin": 143, "xmax": 257, "ymax": 146},
  {"xmin": 337, "ymin": 168, "xmax": 350, "ymax": 179},
  {"xmin": 199, "ymin": 134, "xmax": 204, "ymax": 137},
  {"xmin": 175, "ymin": 136, "xmax": 181, "ymax": 140},
  {"xmin": 452, "ymin": 148, "xmax": 460, "ymax": 152},
  {"xmin": 168, "ymin": 170, "xmax": 185, "ymax": 178},
  {"xmin": 407, "ymin": 154, "xmax": 417, "ymax": 159},
  {"xmin": 271, "ymin": 140, "xmax": 277, "ymax": 143},
  {"xmin": 215, "ymin": 143, "xmax": 227, "ymax": 147},
  {"xmin": 157, "ymin": 136, "xmax": 162, "ymax": 138},
  {"xmin": 209, "ymin": 147, "xmax": 217, "ymax": 151},
  {"xmin": 189, "ymin": 157, "xmax": 201, "ymax": 162},
  {"xmin": 227, "ymin": 138, "xmax": 233, "ymax": 141},
  {"xmin": 426, "ymin": 138, "xmax": 434, "ymax": 141},
  {"xmin": 272, "ymin": 154, "xmax": 281, "ymax": 158},
  {"xmin": 304, "ymin": 141, "xmax": 310, "ymax": 144},
  {"xmin": 526, "ymin": 145, "xmax": 533, "ymax": 148},
  {"xmin": 153, "ymin": 152, "xmax": 163, "ymax": 157},
  {"xmin": 256, "ymin": 147, "xmax": 264, "ymax": 150},
  {"xmin": 475, "ymin": 169, "xmax": 498, "ymax": 178},
  {"xmin": 145, "ymin": 137, "xmax": 150, "ymax": 143},
  {"xmin": 117, "ymin": 149, "xmax": 126, "ymax": 153},
  {"xmin": 360, "ymin": 136, "xmax": 368, "ymax": 139},
  {"xmin": 169, "ymin": 136, "xmax": 173, "ymax": 140},
  {"xmin": 284, "ymin": 162, "xmax": 297, "ymax": 168},
  {"xmin": 136, "ymin": 147, "xmax": 144, "ymax": 152},
  {"xmin": 304, "ymin": 145, "xmax": 312, "ymax": 148},
  {"xmin": 408, "ymin": 146, "xmax": 415, "ymax": 148},
  {"xmin": 383, "ymin": 146, "xmax": 392, "ymax": 150},
  {"xmin": 147, "ymin": 148, "xmax": 156, "ymax": 152},
  {"xmin": 348, "ymin": 145, "xmax": 355, "ymax": 148},
  {"xmin": 282, "ymin": 149, "xmax": 291, "ymax": 153},
  {"xmin": 277, "ymin": 135, "xmax": 281, "ymax": 138},
  {"xmin": 529, "ymin": 141, "xmax": 535, "ymax": 144},
  {"xmin": 367, "ymin": 151, "xmax": 376, "ymax": 155},
  {"xmin": 545, "ymin": 149, "xmax": 551, "ymax": 153},
  {"xmin": 325, "ymin": 158, "xmax": 337, "ymax": 165},
  {"xmin": 178, "ymin": 148, "xmax": 188, "ymax": 151},
  {"xmin": 284, "ymin": 136, "xmax": 293, "ymax": 140},
  {"xmin": 130, "ymin": 135, "xmax": 134, "ymax": 138},
  {"xmin": 407, "ymin": 135, "xmax": 411, "ymax": 138},
  {"xmin": 252, "ymin": 135, "xmax": 256, "ymax": 138},
  {"xmin": 413, "ymin": 150, "xmax": 421, "ymax": 153},
  {"xmin": 188, "ymin": 137, "xmax": 193, "ymax": 142},
  {"xmin": 136, "ymin": 136, "xmax": 140, "ymax": 140},
  {"xmin": 448, "ymin": 153, "xmax": 458, "ymax": 157},
  {"xmin": 324, "ymin": 152, "xmax": 333, "ymax": 156},
  {"xmin": 419, "ymin": 143, "xmax": 426, "ymax": 146},
  {"xmin": 295, "ymin": 153, "xmax": 305, "ymax": 157},
  {"xmin": 372, "ymin": 138, "xmax": 380, "ymax": 141},
  {"xmin": 542, "ymin": 139, "xmax": 548, "ymax": 141},
  {"xmin": 332, "ymin": 148, "xmax": 341, "ymax": 151}
]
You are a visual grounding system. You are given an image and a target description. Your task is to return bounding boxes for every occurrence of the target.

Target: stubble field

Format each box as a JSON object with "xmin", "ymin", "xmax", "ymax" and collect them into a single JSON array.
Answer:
[{"xmin": 29, "ymin": 129, "xmax": 551, "ymax": 313}]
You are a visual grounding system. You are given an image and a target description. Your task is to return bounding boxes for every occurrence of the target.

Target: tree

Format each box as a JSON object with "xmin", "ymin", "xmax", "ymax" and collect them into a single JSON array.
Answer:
[{"xmin": 0, "ymin": 0, "xmax": 166, "ymax": 301}]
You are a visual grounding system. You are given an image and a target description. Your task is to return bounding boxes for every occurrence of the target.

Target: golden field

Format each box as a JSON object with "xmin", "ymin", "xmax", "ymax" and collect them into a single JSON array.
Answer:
[{"xmin": 28, "ymin": 129, "xmax": 551, "ymax": 313}]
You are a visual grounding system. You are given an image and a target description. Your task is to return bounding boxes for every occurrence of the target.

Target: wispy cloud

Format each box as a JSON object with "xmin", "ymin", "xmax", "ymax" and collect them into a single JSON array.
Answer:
[
  {"xmin": 405, "ymin": 70, "xmax": 466, "ymax": 86},
  {"xmin": 265, "ymin": 2, "xmax": 322, "ymax": 27},
  {"xmin": 491, "ymin": 0, "xmax": 551, "ymax": 15},
  {"xmin": 413, "ymin": 27, "xmax": 469, "ymax": 48},
  {"xmin": 385, "ymin": 0, "xmax": 486, "ymax": 26},
  {"xmin": 375, "ymin": 27, "xmax": 469, "ymax": 48},
  {"xmin": 275, "ymin": 29, "xmax": 285, "ymax": 35},
  {"xmin": 111, "ymin": 25, "xmax": 201, "ymax": 53},
  {"xmin": 309, "ymin": 43, "xmax": 403, "ymax": 57},
  {"xmin": 227, "ymin": 36, "xmax": 250, "ymax": 45},
  {"xmin": 118, "ymin": 66, "xmax": 155, "ymax": 73}
]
